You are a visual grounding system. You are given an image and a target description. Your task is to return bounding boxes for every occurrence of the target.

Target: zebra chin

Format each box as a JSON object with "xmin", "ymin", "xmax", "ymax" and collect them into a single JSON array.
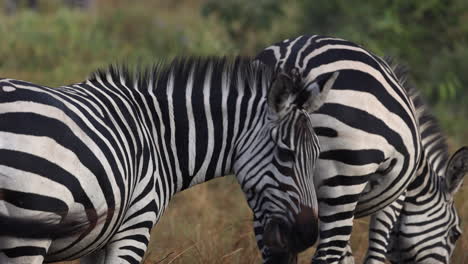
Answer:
[{"xmin": 263, "ymin": 204, "xmax": 319, "ymax": 255}]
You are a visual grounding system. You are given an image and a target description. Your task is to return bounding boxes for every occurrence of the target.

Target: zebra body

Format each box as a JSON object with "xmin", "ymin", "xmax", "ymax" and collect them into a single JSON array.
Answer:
[
  {"xmin": 0, "ymin": 57, "xmax": 335, "ymax": 263},
  {"xmin": 365, "ymin": 60, "xmax": 467, "ymax": 264},
  {"xmin": 255, "ymin": 35, "xmax": 426, "ymax": 263}
]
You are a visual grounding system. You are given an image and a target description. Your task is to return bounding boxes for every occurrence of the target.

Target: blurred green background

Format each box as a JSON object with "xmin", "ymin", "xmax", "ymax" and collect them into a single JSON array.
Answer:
[
  {"xmin": 1, "ymin": 0, "xmax": 467, "ymax": 263},
  {"xmin": 1, "ymin": 0, "xmax": 466, "ymax": 144}
]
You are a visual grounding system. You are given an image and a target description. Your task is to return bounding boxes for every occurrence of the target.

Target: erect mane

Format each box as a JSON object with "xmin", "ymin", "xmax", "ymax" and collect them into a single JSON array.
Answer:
[
  {"xmin": 384, "ymin": 56, "xmax": 450, "ymax": 175},
  {"xmin": 86, "ymin": 56, "xmax": 272, "ymax": 93}
]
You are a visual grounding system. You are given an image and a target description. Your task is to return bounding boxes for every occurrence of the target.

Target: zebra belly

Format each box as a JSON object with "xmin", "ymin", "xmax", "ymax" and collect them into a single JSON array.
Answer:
[{"xmin": 45, "ymin": 218, "xmax": 114, "ymax": 262}]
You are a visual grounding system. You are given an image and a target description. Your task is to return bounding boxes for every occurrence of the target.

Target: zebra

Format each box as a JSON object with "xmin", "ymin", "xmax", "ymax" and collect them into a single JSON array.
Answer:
[
  {"xmin": 364, "ymin": 59, "xmax": 468, "ymax": 264},
  {"xmin": 0, "ymin": 56, "xmax": 339, "ymax": 263},
  {"xmin": 254, "ymin": 35, "xmax": 467, "ymax": 263}
]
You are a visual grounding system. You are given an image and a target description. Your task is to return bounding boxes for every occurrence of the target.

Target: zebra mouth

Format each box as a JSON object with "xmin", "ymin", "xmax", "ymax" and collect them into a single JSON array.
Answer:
[
  {"xmin": 263, "ymin": 217, "xmax": 317, "ymax": 255},
  {"xmin": 263, "ymin": 218, "xmax": 291, "ymax": 253}
]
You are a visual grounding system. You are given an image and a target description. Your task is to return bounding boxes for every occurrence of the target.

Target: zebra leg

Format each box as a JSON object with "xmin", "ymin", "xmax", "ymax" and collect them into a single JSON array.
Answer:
[
  {"xmin": 363, "ymin": 194, "xmax": 405, "ymax": 264},
  {"xmin": 81, "ymin": 203, "xmax": 158, "ymax": 264},
  {"xmin": 0, "ymin": 238, "xmax": 52, "ymax": 264},
  {"xmin": 313, "ymin": 212, "xmax": 357, "ymax": 264},
  {"xmin": 314, "ymin": 235, "xmax": 354, "ymax": 264},
  {"xmin": 338, "ymin": 244, "xmax": 354, "ymax": 264},
  {"xmin": 80, "ymin": 238, "xmax": 148, "ymax": 264},
  {"xmin": 363, "ymin": 215, "xmax": 391, "ymax": 264},
  {"xmin": 79, "ymin": 231, "xmax": 153, "ymax": 264},
  {"xmin": 311, "ymin": 176, "xmax": 371, "ymax": 264}
]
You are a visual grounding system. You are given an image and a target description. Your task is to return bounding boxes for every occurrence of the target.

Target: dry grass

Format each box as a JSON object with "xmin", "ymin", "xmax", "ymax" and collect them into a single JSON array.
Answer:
[{"xmin": 54, "ymin": 173, "xmax": 468, "ymax": 264}]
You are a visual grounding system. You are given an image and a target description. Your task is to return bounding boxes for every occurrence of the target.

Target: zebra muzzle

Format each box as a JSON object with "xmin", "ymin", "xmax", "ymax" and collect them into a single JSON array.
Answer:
[
  {"xmin": 263, "ymin": 204, "xmax": 319, "ymax": 254},
  {"xmin": 263, "ymin": 218, "xmax": 290, "ymax": 253},
  {"xmin": 291, "ymin": 203, "xmax": 319, "ymax": 252}
]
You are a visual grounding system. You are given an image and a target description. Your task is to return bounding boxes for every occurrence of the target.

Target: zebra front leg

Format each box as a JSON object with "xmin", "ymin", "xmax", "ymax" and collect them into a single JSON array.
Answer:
[
  {"xmin": 362, "ymin": 216, "xmax": 388, "ymax": 264},
  {"xmin": 311, "ymin": 182, "xmax": 368, "ymax": 264},
  {"xmin": 363, "ymin": 194, "xmax": 405, "ymax": 264},
  {"xmin": 80, "ymin": 242, "xmax": 150, "ymax": 264},
  {"xmin": 80, "ymin": 227, "xmax": 152, "ymax": 264},
  {"xmin": 313, "ymin": 214, "xmax": 355, "ymax": 264},
  {"xmin": 81, "ymin": 201, "xmax": 159, "ymax": 264},
  {"xmin": 338, "ymin": 244, "xmax": 354, "ymax": 264},
  {"xmin": 0, "ymin": 238, "xmax": 52, "ymax": 264}
]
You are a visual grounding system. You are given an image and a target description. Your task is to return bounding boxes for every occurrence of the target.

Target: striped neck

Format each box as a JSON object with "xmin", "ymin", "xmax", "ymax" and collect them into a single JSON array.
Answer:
[{"xmin": 89, "ymin": 58, "xmax": 272, "ymax": 196}]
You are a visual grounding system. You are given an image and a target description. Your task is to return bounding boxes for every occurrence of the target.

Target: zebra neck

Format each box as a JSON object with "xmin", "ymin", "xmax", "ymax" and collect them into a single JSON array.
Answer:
[{"xmin": 147, "ymin": 68, "xmax": 269, "ymax": 194}]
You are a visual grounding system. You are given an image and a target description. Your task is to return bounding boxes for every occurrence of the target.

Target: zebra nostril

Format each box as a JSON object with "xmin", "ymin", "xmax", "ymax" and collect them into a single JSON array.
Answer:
[{"xmin": 273, "ymin": 225, "xmax": 287, "ymax": 248}]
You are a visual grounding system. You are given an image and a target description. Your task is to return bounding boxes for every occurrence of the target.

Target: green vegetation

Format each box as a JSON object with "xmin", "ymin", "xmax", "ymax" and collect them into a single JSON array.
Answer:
[
  {"xmin": 204, "ymin": 0, "xmax": 468, "ymax": 146},
  {"xmin": 0, "ymin": 0, "xmax": 234, "ymax": 86},
  {"xmin": 293, "ymin": 0, "xmax": 468, "ymax": 146},
  {"xmin": 1, "ymin": 1, "xmax": 467, "ymax": 263},
  {"xmin": 1, "ymin": 0, "xmax": 466, "ymax": 144}
]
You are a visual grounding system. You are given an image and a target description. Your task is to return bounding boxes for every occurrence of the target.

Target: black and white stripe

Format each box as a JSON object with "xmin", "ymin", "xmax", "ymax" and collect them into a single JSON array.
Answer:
[
  {"xmin": 0, "ymin": 57, "xmax": 332, "ymax": 263},
  {"xmin": 364, "ymin": 59, "xmax": 467, "ymax": 264},
  {"xmin": 254, "ymin": 35, "xmax": 438, "ymax": 263}
]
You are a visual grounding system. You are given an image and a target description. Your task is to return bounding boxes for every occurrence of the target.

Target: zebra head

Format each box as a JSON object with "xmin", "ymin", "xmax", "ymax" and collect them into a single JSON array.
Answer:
[
  {"xmin": 389, "ymin": 147, "xmax": 468, "ymax": 263},
  {"xmin": 234, "ymin": 68, "xmax": 339, "ymax": 256}
]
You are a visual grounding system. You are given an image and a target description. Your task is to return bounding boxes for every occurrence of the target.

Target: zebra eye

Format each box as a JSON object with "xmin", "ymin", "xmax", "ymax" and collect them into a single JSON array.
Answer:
[
  {"xmin": 449, "ymin": 228, "xmax": 461, "ymax": 244},
  {"xmin": 278, "ymin": 145, "xmax": 295, "ymax": 161}
]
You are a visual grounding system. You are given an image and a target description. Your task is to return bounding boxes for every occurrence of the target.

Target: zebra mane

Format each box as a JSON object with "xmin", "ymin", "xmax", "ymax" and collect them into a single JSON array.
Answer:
[
  {"xmin": 86, "ymin": 56, "xmax": 271, "ymax": 92},
  {"xmin": 383, "ymin": 56, "xmax": 450, "ymax": 175}
]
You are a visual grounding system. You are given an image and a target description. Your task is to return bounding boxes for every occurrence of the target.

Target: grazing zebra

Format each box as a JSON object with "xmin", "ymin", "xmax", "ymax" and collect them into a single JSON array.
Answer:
[
  {"xmin": 254, "ymin": 35, "xmax": 466, "ymax": 264},
  {"xmin": 0, "ymin": 57, "xmax": 338, "ymax": 263},
  {"xmin": 364, "ymin": 60, "xmax": 468, "ymax": 264}
]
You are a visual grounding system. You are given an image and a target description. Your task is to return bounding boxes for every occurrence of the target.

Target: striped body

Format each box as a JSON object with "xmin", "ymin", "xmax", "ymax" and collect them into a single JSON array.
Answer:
[
  {"xmin": 255, "ymin": 35, "xmax": 424, "ymax": 263},
  {"xmin": 256, "ymin": 35, "xmax": 468, "ymax": 264},
  {"xmin": 0, "ymin": 57, "xmax": 330, "ymax": 263},
  {"xmin": 365, "ymin": 60, "xmax": 466, "ymax": 264}
]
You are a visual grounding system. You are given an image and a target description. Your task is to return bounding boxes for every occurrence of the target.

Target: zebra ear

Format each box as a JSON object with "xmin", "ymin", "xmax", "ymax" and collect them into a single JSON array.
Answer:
[
  {"xmin": 267, "ymin": 72, "xmax": 295, "ymax": 116},
  {"xmin": 299, "ymin": 71, "xmax": 339, "ymax": 114},
  {"xmin": 445, "ymin": 147, "xmax": 468, "ymax": 196}
]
